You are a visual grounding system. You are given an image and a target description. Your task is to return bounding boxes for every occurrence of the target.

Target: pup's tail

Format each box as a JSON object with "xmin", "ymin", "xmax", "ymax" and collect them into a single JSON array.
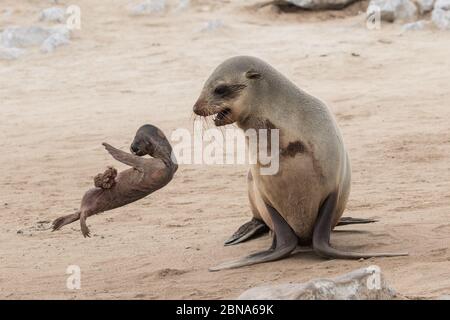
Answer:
[{"xmin": 52, "ymin": 211, "xmax": 81, "ymax": 231}]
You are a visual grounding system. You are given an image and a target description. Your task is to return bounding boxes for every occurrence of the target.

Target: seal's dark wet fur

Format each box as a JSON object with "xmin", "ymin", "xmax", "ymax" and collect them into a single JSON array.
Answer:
[{"xmin": 52, "ymin": 124, "xmax": 177, "ymax": 237}]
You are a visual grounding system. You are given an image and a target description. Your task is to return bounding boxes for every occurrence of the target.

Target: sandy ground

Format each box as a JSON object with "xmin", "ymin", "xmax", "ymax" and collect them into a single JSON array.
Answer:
[{"xmin": 1, "ymin": 0, "xmax": 449, "ymax": 299}]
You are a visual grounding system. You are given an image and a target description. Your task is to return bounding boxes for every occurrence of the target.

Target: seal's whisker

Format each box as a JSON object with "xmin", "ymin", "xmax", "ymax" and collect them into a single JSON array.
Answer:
[
  {"xmin": 201, "ymin": 116, "xmax": 210, "ymax": 139},
  {"xmin": 190, "ymin": 112, "xmax": 196, "ymax": 123}
]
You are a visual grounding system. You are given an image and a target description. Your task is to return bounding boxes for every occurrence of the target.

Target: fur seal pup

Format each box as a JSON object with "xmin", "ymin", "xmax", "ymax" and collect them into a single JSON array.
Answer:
[
  {"xmin": 193, "ymin": 56, "xmax": 407, "ymax": 270},
  {"xmin": 52, "ymin": 124, "xmax": 178, "ymax": 237}
]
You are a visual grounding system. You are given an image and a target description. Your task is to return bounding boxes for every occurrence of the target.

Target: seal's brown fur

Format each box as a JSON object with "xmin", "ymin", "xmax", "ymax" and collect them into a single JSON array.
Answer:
[
  {"xmin": 52, "ymin": 124, "xmax": 177, "ymax": 237},
  {"xmin": 193, "ymin": 56, "xmax": 407, "ymax": 270}
]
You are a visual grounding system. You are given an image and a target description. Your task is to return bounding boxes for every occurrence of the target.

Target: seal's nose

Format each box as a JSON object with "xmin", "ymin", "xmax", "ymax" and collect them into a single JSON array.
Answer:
[
  {"xmin": 130, "ymin": 143, "xmax": 139, "ymax": 153},
  {"xmin": 193, "ymin": 98, "xmax": 209, "ymax": 116}
]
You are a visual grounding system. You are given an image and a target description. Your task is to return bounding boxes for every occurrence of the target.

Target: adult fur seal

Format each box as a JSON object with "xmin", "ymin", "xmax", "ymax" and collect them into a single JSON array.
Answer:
[
  {"xmin": 193, "ymin": 56, "xmax": 407, "ymax": 270},
  {"xmin": 52, "ymin": 124, "xmax": 178, "ymax": 237}
]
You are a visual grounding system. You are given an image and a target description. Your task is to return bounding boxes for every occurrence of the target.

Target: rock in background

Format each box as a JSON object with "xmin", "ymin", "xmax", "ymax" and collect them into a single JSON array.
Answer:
[
  {"xmin": 0, "ymin": 6, "xmax": 72, "ymax": 60},
  {"xmin": 40, "ymin": 28, "xmax": 71, "ymax": 53},
  {"xmin": 365, "ymin": 0, "xmax": 450, "ymax": 30},
  {"xmin": 402, "ymin": 19, "xmax": 429, "ymax": 30},
  {"xmin": 367, "ymin": 0, "xmax": 418, "ymax": 22},
  {"xmin": 415, "ymin": 0, "xmax": 435, "ymax": 13},
  {"xmin": 127, "ymin": 0, "xmax": 190, "ymax": 15},
  {"xmin": 1, "ymin": 26, "xmax": 70, "ymax": 55},
  {"xmin": 128, "ymin": 0, "xmax": 167, "ymax": 15},
  {"xmin": 281, "ymin": 0, "xmax": 360, "ymax": 10},
  {"xmin": 39, "ymin": 7, "xmax": 66, "ymax": 23},
  {"xmin": 275, "ymin": 0, "xmax": 449, "ymax": 32},
  {"xmin": 238, "ymin": 266, "xmax": 399, "ymax": 300},
  {"xmin": 2, "ymin": 26, "xmax": 53, "ymax": 48},
  {"xmin": 432, "ymin": 0, "xmax": 450, "ymax": 29},
  {"xmin": 0, "ymin": 47, "xmax": 26, "ymax": 60}
]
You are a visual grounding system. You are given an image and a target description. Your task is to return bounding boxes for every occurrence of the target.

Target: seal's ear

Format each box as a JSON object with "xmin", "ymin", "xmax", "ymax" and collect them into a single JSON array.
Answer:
[{"xmin": 245, "ymin": 69, "xmax": 261, "ymax": 80}]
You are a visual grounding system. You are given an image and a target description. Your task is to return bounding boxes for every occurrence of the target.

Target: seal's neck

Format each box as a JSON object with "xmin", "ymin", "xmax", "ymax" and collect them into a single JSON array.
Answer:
[{"xmin": 152, "ymin": 144, "xmax": 178, "ymax": 175}]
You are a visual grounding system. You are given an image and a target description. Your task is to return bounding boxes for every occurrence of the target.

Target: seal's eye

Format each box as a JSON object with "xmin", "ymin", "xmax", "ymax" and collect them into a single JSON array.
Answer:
[{"xmin": 214, "ymin": 85, "xmax": 229, "ymax": 96}]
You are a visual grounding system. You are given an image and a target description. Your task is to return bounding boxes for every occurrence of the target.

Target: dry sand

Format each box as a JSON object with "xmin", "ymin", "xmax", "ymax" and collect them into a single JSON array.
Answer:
[{"xmin": 0, "ymin": 0, "xmax": 449, "ymax": 299}]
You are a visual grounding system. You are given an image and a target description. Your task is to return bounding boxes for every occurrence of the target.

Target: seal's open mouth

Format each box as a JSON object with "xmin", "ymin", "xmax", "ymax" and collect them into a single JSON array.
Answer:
[
  {"xmin": 193, "ymin": 99, "xmax": 235, "ymax": 126},
  {"xmin": 213, "ymin": 107, "xmax": 234, "ymax": 126}
]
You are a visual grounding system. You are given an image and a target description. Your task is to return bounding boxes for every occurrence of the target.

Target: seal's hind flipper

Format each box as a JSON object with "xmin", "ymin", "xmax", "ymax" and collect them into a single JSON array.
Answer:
[
  {"xmin": 94, "ymin": 166, "xmax": 117, "ymax": 189},
  {"xmin": 79, "ymin": 210, "xmax": 91, "ymax": 238},
  {"xmin": 224, "ymin": 218, "xmax": 269, "ymax": 246},
  {"xmin": 52, "ymin": 211, "xmax": 81, "ymax": 231},
  {"xmin": 210, "ymin": 206, "xmax": 297, "ymax": 271},
  {"xmin": 336, "ymin": 217, "xmax": 378, "ymax": 227},
  {"xmin": 313, "ymin": 193, "xmax": 408, "ymax": 259}
]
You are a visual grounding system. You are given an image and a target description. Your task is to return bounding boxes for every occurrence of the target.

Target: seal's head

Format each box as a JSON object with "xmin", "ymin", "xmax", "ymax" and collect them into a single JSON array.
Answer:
[
  {"xmin": 193, "ymin": 56, "xmax": 266, "ymax": 127},
  {"xmin": 130, "ymin": 124, "xmax": 172, "ymax": 159}
]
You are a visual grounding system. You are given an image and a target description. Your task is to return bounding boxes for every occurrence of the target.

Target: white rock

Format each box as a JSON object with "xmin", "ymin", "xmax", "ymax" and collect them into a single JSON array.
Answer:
[
  {"xmin": 39, "ymin": 7, "xmax": 66, "ymax": 23},
  {"xmin": 40, "ymin": 32, "xmax": 70, "ymax": 53},
  {"xmin": 435, "ymin": 0, "xmax": 450, "ymax": 8},
  {"xmin": 284, "ymin": 0, "xmax": 359, "ymax": 10},
  {"xmin": 432, "ymin": 0, "xmax": 450, "ymax": 29},
  {"xmin": 238, "ymin": 265, "xmax": 397, "ymax": 300},
  {"xmin": 50, "ymin": 25, "xmax": 71, "ymax": 39},
  {"xmin": 0, "ymin": 46, "xmax": 26, "ymax": 60},
  {"xmin": 415, "ymin": 0, "xmax": 435, "ymax": 13},
  {"xmin": 175, "ymin": 0, "xmax": 190, "ymax": 12},
  {"xmin": 1, "ymin": 26, "xmax": 71, "ymax": 54},
  {"xmin": 1, "ymin": 26, "xmax": 52, "ymax": 48},
  {"xmin": 402, "ymin": 19, "xmax": 428, "ymax": 30},
  {"xmin": 367, "ymin": 0, "xmax": 418, "ymax": 22},
  {"xmin": 200, "ymin": 19, "xmax": 223, "ymax": 32},
  {"xmin": 2, "ymin": 8, "xmax": 13, "ymax": 18},
  {"xmin": 128, "ymin": 0, "xmax": 166, "ymax": 15}
]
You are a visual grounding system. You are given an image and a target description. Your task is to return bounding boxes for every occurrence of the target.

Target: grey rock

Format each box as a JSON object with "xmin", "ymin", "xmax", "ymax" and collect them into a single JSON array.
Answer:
[
  {"xmin": 402, "ymin": 19, "xmax": 428, "ymax": 30},
  {"xmin": 39, "ymin": 7, "xmax": 66, "ymax": 23},
  {"xmin": 0, "ymin": 46, "xmax": 26, "ymax": 60},
  {"xmin": 1, "ymin": 26, "xmax": 71, "ymax": 54},
  {"xmin": 200, "ymin": 19, "xmax": 224, "ymax": 32},
  {"xmin": 415, "ymin": 0, "xmax": 435, "ymax": 13},
  {"xmin": 175, "ymin": 0, "xmax": 190, "ymax": 12},
  {"xmin": 128, "ymin": 0, "xmax": 166, "ymax": 15},
  {"xmin": 367, "ymin": 0, "xmax": 418, "ymax": 22},
  {"xmin": 40, "ymin": 31, "xmax": 70, "ymax": 53},
  {"xmin": 435, "ymin": 0, "xmax": 450, "ymax": 8},
  {"xmin": 432, "ymin": 0, "xmax": 450, "ymax": 29},
  {"xmin": 284, "ymin": 0, "xmax": 360, "ymax": 10},
  {"xmin": 1, "ymin": 26, "xmax": 52, "ymax": 48},
  {"xmin": 238, "ymin": 265, "xmax": 397, "ymax": 300},
  {"xmin": 2, "ymin": 8, "xmax": 13, "ymax": 18},
  {"xmin": 49, "ymin": 25, "xmax": 71, "ymax": 40}
]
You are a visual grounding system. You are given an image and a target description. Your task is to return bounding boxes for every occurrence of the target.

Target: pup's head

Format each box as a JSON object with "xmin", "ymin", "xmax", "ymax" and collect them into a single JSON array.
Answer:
[
  {"xmin": 193, "ymin": 56, "xmax": 265, "ymax": 126},
  {"xmin": 130, "ymin": 124, "xmax": 170, "ymax": 158}
]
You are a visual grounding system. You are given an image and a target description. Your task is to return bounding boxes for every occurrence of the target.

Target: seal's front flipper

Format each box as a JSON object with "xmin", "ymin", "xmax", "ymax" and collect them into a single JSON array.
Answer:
[
  {"xmin": 224, "ymin": 218, "xmax": 269, "ymax": 246},
  {"xmin": 336, "ymin": 217, "xmax": 378, "ymax": 227},
  {"xmin": 313, "ymin": 193, "xmax": 408, "ymax": 259},
  {"xmin": 102, "ymin": 143, "xmax": 145, "ymax": 171},
  {"xmin": 210, "ymin": 206, "xmax": 297, "ymax": 271}
]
